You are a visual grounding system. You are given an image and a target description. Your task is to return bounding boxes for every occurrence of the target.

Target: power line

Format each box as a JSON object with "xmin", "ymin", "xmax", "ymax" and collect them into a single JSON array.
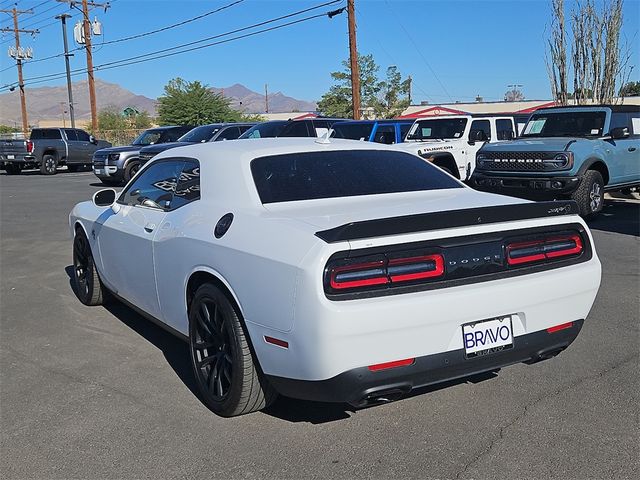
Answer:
[
  {"xmin": 1, "ymin": 0, "xmax": 344, "ymax": 87},
  {"xmin": 2, "ymin": 0, "xmax": 246, "ymax": 72},
  {"xmin": 0, "ymin": 4, "xmax": 345, "ymax": 92},
  {"xmin": 383, "ymin": 0, "xmax": 452, "ymax": 103}
]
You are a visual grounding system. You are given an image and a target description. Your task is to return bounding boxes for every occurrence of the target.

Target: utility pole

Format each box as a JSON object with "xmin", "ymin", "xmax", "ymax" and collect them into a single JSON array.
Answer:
[
  {"xmin": 347, "ymin": 0, "xmax": 361, "ymax": 120},
  {"xmin": 407, "ymin": 75, "xmax": 412, "ymax": 105},
  {"xmin": 1, "ymin": 7, "xmax": 38, "ymax": 137},
  {"xmin": 57, "ymin": 0, "xmax": 109, "ymax": 132},
  {"xmin": 56, "ymin": 13, "xmax": 75, "ymax": 128},
  {"xmin": 264, "ymin": 84, "xmax": 269, "ymax": 113}
]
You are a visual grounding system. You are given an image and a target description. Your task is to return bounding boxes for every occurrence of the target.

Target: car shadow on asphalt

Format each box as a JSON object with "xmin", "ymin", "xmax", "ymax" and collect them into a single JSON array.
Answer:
[
  {"xmin": 587, "ymin": 199, "xmax": 639, "ymax": 236},
  {"xmin": 64, "ymin": 265, "xmax": 500, "ymax": 425}
]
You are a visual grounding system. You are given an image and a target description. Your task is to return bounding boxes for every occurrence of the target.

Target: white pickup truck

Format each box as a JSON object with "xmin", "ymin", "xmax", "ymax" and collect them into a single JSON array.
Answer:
[{"xmin": 393, "ymin": 115, "xmax": 527, "ymax": 181}]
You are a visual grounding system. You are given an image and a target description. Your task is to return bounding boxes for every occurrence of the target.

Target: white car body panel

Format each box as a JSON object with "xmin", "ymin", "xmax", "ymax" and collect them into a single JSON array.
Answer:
[{"xmin": 70, "ymin": 138, "xmax": 601, "ymax": 399}]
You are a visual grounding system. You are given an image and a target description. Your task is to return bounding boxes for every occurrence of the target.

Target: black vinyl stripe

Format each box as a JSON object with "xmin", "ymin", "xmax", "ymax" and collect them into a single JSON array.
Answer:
[{"xmin": 315, "ymin": 200, "xmax": 579, "ymax": 243}]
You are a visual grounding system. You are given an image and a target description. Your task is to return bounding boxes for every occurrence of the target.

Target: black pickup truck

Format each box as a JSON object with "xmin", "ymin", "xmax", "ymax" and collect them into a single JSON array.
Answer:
[{"xmin": 0, "ymin": 127, "xmax": 111, "ymax": 175}]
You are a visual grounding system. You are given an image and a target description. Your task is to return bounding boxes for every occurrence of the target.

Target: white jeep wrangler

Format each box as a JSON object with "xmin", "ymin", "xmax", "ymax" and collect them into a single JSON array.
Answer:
[{"xmin": 394, "ymin": 115, "xmax": 523, "ymax": 181}]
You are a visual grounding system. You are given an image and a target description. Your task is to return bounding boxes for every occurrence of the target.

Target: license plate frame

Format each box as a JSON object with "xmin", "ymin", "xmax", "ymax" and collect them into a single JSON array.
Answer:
[{"xmin": 462, "ymin": 315, "xmax": 514, "ymax": 359}]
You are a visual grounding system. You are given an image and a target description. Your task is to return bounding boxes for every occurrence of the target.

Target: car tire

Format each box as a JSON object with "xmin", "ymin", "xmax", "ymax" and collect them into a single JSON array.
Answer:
[
  {"xmin": 40, "ymin": 154, "xmax": 58, "ymax": 175},
  {"xmin": 572, "ymin": 170, "xmax": 604, "ymax": 217},
  {"xmin": 5, "ymin": 164, "xmax": 20, "ymax": 175},
  {"xmin": 72, "ymin": 230, "xmax": 105, "ymax": 306},
  {"xmin": 124, "ymin": 162, "xmax": 140, "ymax": 183},
  {"xmin": 188, "ymin": 283, "xmax": 276, "ymax": 417}
]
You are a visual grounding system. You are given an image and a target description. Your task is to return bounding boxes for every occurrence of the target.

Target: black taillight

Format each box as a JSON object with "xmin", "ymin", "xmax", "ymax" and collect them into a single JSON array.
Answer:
[
  {"xmin": 327, "ymin": 252, "xmax": 444, "ymax": 292},
  {"xmin": 506, "ymin": 234, "xmax": 583, "ymax": 266}
]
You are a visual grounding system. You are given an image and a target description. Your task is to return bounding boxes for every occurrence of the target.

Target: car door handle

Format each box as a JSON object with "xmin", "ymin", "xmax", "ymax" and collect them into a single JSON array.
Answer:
[
  {"xmin": 144, "ymin": 223, "xmax": 156, "ymax": 233},
  {"xmin": 629, "ymin": 147, "xmax": 637, "ymax": 152}
]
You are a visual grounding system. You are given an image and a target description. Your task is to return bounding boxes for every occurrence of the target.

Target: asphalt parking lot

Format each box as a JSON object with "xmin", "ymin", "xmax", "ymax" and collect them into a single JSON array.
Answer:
[{"xmin": 1, "ymin": 170, "xmax": 638, "ymax": 480}]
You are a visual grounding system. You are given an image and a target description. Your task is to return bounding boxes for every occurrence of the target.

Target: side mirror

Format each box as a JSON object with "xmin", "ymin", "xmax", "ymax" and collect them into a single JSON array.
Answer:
[
  {"xmin": 609, "ymin": 127, "xmax": 629, "ymax": 139},
  {"xmin": 93, "ymin": 188, "xmax": 117, "ymax": 207},
  {"xmin": 89, "ymin": 135, "xmax": 97, "ymax": 144}
]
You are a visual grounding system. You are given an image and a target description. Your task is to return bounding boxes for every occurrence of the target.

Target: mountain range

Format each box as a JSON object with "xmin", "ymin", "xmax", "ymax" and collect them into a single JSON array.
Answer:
[{"xmin": 0, "ymin": 79, "xmax": 317, "ymax": 126}]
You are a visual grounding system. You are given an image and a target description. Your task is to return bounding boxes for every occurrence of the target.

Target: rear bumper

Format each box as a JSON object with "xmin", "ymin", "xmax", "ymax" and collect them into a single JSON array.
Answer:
[
  {"xmin": 1, "ymin": 154, "xmax": 35, "ymax": 165},
  {"xmin": 267, "ymin": 319, "xmax": 583, "ymax": 406},
  {"xmin": 471, "ymin": 172, "xmax": 581, "ymax": 197}
]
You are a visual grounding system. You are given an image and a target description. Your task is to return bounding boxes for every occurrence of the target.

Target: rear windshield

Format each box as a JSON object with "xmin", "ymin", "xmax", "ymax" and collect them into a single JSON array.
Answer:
[
  {"xmin": 30, "ymin": 129, "xmax": 62, "ymax": 140},
  {"xmin": 251, "ymin": 150, "xmax": 462, "ymax": 204},
  {"xmin": 331, "ymin": 123, "xmax": 374, "ymax": 141}
]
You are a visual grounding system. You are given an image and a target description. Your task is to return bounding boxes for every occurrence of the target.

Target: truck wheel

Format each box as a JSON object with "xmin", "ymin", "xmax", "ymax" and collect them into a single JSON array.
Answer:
[
  {"xmin": 5, "ymin": 164, "xmax": 21, "ymax": 175},
  {"xmin": 40, "ymin": 155, "xmax": 58, "ymax": 175},
  {"xmin": 72, "ymin": 230, "xmax": 106, "ymax": 306},
  {"xmin": 572, "ymin": 170, "xmax": 604, "ymax": 217},
  {"xmin": 188, "ymin": 283, "xmax": 276, "ymax": 417},
  {"xmin": 124, "ymin": 162, "xmax": 140, "ymax": 183}
]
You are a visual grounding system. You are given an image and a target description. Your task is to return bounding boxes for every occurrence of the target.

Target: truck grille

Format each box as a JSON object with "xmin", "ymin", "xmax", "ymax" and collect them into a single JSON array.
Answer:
[{"xmin": 478, "ymin": 151, "xmax": 556, "ymax": 172}]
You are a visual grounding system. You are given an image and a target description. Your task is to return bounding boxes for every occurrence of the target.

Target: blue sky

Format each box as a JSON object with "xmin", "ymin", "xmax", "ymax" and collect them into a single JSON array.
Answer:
[{"xmin": 1, "ymin": 0, "xmax": 639, "ymax": 103}]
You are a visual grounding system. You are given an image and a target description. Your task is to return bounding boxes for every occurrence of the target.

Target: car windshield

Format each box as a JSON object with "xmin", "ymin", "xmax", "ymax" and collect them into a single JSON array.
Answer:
[
  {"xmin": 239, "ymin": 121, "xmax": 287, "ymax": 139},
  {"xmin": 331, "ymin": 123, "xmax": 375, "ymax": 140},
  {"xmin": 521, "ymin": 111, "xmax": 606, "ymax": 137},
  {"xmin": 406, "ymin": 118, "xmax": 468, "ymax": 140},
  {"xmin": 178, "ymin": 125, "xmax": 221, "ymax": 143},
  {"xmin": 251, "ymin": 150, "xmax": 462, "ymax": 204},
  {"xmin": 132, "ymin": 129, "xmax": 165, "ymax": 145}
]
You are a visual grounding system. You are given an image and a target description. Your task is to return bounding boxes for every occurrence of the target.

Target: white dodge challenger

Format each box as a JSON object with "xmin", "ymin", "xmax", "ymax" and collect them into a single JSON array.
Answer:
[{"xmin": 70, "ymin": 138, "xmax": 601, "ymax": 417}]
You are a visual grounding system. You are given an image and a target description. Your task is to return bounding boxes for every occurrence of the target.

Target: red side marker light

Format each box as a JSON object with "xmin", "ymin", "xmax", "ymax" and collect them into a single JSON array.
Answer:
[
  {"xmin": 368, "ymin": 358, "xmax": 415, "ymax": 372},
  {"xmin": 264, "ymin": 336, "xmax": 288, "ymax": 349},
  {"xmin": 546, "ymin": 322, "xmax": 573, "ymax": 334}
]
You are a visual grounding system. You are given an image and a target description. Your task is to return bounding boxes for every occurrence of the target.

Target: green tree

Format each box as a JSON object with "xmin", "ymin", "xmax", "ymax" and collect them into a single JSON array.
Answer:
[
  {"xmin": 157, "ymin": 78, "xmax": 240, "ymax": 125},
  {"xmin": 131, "ymin": 110, "xmax": 153, "ymax": 129},
  {"xmin": 96, "ymin": 106, "xmax": 128, "ymax": 131},
  {"xmin": 619, "ymin": 81, "xmax": 640, "ymax": 97},
  {"xmin": 317, "ymin": 54, "xmax": 382, "ymax": 118},
  {"xmin": 0, "ymin": 124, "xmax": 19, "ymax": 134},
  {"xmin": 375, "ymin": 66, "xmax": 411, "ymax": 118}
]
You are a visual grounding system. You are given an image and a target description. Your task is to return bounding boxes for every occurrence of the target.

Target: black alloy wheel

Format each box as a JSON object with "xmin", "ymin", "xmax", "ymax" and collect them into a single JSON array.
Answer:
[
  {"xmin": 72, "ymin": 231, "xmax": 104, "ymax": 306},
  {"xmin": 40, "ymin": 155, "xmax": 57, "ymax": 175},
  {"xmin": 192, "ymin": 297, "xmax": 234, "ymax": 402},
  {"xmin": 188, "ymin": 283, "xmax": 276, "ymax": 417}
]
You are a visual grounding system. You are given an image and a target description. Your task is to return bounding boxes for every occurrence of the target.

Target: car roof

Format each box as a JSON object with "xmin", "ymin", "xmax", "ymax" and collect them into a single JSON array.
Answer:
[
  {"xmin": 536, "ymin": 105, "xmax": 640, "ymax": 113},
  {"xmin": 333, "ymin": 119, "xmax": 413, "ymax": 125},
  {"xmin": 152, "ymin": 138, "xmax": 408, "ymax": 206}
]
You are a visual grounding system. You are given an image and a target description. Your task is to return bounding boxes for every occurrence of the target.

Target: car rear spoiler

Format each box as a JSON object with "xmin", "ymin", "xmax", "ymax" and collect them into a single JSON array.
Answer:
[{"xmin": 315, "ymin": 200, "xmax": 579, "ymax": 243}]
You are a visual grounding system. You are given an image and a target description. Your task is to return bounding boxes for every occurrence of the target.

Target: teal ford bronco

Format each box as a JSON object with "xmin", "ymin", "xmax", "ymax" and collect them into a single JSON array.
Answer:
[{"xmin": 470, "ymin": 105, "xmax": 640, "ymax": 216}]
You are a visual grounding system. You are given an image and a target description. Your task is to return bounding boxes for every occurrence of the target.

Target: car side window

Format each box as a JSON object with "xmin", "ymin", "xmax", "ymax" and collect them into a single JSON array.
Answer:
[
  {"xmin": 64, "ymin": 129, "xmax": 78, "ymax": 141},
  {"xmin": 217, "ymin": 127, "xmax": 241, "ymax": 141},
  {"xmin": 171, "ymin": 159, "xmax": 201, "ymax": 210},
  {"xmin": 470, "ymin": 120, "xmax": 491, "ymax": 141},
  {"xmin": 373, "ymin": 124, "xmax": 396, "ymax": 144},
  {"xmin": 400, "ymin": 123, "xmax": 412, "ymax": 140},
  {"xmin": 118, "ymin": 160, "xmax": 185, "ymax": 210},
  {"xmin": 496, "ymin": 119, "xmax": 515, "ymax": 140},
  {"xmin": 629, "ymin": 112, "xmax": 640, "ymax": 135},
  {"xmin": 609, "ymin": 112, "xmax": 630, "ymax": 133},
  {"xmin": 279, "ymin": 121, "xmax": 310, "ymax": 137},
  {"xmin": 75, "ymin": 130, "xmax": 91, "ymax": 142}
]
